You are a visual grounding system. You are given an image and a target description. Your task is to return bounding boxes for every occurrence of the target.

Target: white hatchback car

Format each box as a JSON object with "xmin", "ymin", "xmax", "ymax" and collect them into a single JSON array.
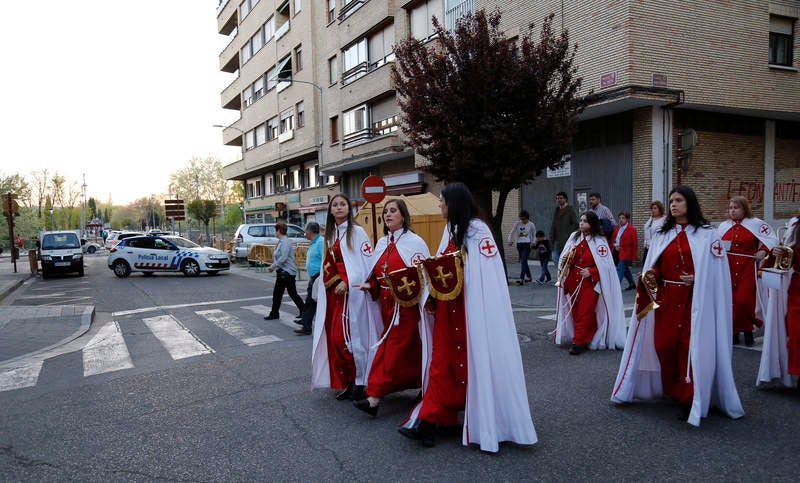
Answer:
[
  {"xmin": 108, "ymin": 235, "xmax": 230, "ymax": 277},
  {"xmin": 231, "ymin": 223, "xmax": 306, "ymax": 258}
]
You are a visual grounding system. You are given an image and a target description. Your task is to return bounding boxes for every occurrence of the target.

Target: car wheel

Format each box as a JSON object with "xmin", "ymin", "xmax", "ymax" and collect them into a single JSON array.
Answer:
[
  {"xmin": 181, "ymin": 259, "xmax": 200, "ymax": 277},
  {"xmin": 113, "ymin": 260, "xmax": 131, "ymax": 278},
  {"xmin": 87, "ymin": 246, "xmax": 96, "ymax": 254}
]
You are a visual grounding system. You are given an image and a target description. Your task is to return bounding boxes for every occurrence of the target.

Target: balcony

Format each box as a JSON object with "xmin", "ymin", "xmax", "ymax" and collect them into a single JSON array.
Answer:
[
  {"xmin": 275, "ymin": 20, "xmax": 290, "ymax": 41},
  {"xmin": 339, "ymin": 0, "xmax": 367, "ymax": 20},
  {"xmin": 219, "ymin": 29, "xmax": 240, "ymax": 73},
  {"xmin": 217, "ymin": 0, "xmax": 238, "ymax": 35},
  {"xmin": 342, "ymin": 114, "xmax": 399, "ymax": 148},
  {"xmin": 445, "ymin": 0, "xmax": 474, "ymax": 30}
]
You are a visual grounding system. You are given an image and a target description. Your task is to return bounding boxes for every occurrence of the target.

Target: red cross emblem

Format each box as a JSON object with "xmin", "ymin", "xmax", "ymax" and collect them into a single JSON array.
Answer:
[
  {"xmin": 479, "ymin": 237, "xmax": 497, "ymax": 257},
  {"xmin": 360, "ymin": 241, "xmax": 373, "ymax": 256},
  {"xmin": 760, "ymin": 224, "xmax": 771, "ymax": 235},
  {"xmin": 411, "ymin": 253, "xmax": 426, "ymax": 265},
  {"xmin": 597, "ymin": 245, "xmax": 609, "ymax": 257},
  {"xmin": 710, "ymin": 240, "xmax": 724, "ymax": 258}
]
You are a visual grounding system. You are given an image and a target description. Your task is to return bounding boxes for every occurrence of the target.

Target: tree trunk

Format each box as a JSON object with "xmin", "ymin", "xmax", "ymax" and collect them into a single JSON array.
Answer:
[{"xmin": 474, "ymin": 188, "xmax": 510, "ymax": 281}]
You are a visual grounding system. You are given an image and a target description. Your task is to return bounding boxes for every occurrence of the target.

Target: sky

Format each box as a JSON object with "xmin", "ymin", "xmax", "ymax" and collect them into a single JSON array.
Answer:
[{"xmin": 0, "ymin": 0, "xmax": 240, "ymax": 206}]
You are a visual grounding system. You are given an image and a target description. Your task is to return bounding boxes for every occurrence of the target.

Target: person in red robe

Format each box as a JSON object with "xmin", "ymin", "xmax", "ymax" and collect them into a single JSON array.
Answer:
[
  {"xmin": 717, "ymin": 196, "xmax": 772, "ymax": 346},
  {"xmin": 560, "ymin": 212, "xmax": 602, "ymax": 355},
  {"xmin": 352, "ymin": 199, "xmax": 428, "ymax": 417},
  {"xmin": 771, "ymin": 230, "xmax": 800, "ymax": 384}
]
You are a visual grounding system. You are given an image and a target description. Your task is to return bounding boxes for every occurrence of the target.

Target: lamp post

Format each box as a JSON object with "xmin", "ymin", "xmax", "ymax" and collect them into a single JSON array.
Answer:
[
  {"xmin": 49, "ymin": 206, "xmax": 54, "ymax": 230},
  {"xmin": 273, "ymin": 74, "xmax": 325, "ymax": 173}
]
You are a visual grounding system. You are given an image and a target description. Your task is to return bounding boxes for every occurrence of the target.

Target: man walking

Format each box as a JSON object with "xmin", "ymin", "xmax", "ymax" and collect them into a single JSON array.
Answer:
[
  {"xmin": 589, "ymin": 192, "xmax": 615, "ymax": 242},
  {"xmin": 295, "ymin": 222, "xmax": 322, "ymax": 335},
  {"xmin": 550, "ymin": 191, "xmax": 579, "ymax": 264}
]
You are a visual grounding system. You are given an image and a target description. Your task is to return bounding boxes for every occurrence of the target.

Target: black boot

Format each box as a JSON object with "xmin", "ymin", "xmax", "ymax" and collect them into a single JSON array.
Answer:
[
  {"xmin": 398, "ymin": 420, "xmax": 436, "ymax": 447},
  {"xmin": 569, "ymin": 344, "xmax": 586, "ymax": 355},
  {"xmin": 744, "ymin": 331, "xmax": 754, "ymax": 347},
  {"xmin": 353, "ymin": 399, "xmax": 379, "ymax": 417},
  {"xmin": 733, "ymin": 333, "xmax": 741, "ymax": 345},
  {"xmin": 677, "ymin": 403, "xmax": 692, "ymax": 421}
]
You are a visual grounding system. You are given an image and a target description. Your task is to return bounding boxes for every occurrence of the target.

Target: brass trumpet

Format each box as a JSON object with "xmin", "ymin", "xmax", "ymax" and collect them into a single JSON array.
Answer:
[
  {"xmin": 554, "ymin": 247, "xmax": 576, "ymax": 288},
  {"xmin": 773, "ymin": 226, "xmax": 794, "ymax": 270},
  {"xmin": 641, "ymin": 270, "xmax": 660, "ymax": 310}
]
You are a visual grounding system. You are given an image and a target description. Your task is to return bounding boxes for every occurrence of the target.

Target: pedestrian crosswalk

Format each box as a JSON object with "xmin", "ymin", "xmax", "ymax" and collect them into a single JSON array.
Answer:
[{"xmin": 0, "ymin": 305, "xmax": 295, "ymax": 393}]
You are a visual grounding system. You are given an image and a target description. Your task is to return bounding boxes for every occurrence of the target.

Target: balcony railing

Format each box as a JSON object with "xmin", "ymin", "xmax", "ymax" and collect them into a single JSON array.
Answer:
[
  {"xmin": 342, "ymin": 115, "xmax": 400, "ymax": 147},
  {"xmin": 339, "ymin": 0, "xmax": 367, "ymax": 20},
  {"xmin": 342, "ymin": 53, "xmax": 395, "ymax": 85},
  {"xmin": 275, "ymin": 20, "xmax": 290, "ymax": 40},
  {"xmin": 445, "ymin": 0, "xmax": 475, "ymax": 30}
]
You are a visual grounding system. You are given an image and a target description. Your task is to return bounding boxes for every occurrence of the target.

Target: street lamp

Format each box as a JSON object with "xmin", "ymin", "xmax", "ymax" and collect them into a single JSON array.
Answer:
[
  {"xmin": 49, "ymin": 206, "xmax": 54, "ymax": 230},
  {"xmin": 273, "ymin": 73, "xmax": 325, "ymax": 171}
]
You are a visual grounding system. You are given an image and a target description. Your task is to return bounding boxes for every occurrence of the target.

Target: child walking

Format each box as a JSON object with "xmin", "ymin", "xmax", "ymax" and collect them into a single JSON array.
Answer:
[{"xmin": 534, "ymin": 230, "xmax": 552, "ymax": 284}]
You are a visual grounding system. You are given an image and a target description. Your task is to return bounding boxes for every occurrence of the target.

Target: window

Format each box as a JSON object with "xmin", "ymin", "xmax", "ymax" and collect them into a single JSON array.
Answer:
[
  {"xmin": 267, "ymin": 64, "xmax": 278, "ymax": 91},
  {"xmin": 343, "ymin": 38, "xmax": 367, "ymax": 72},
  {"xmin": 255, "ymin": 123, "xmax": 267, "ymax": 146},
  {"xmin": 369, "ymin": 24, "xmax": 395, "ymax": 69},
  {"xmin": 327, "ymin": 0, "xmax": 335, "ymax": 23},
  {"xmin": 255, "ymin": 179, "xmax": 263, "ymax": 197},
  {"xmin": 290, "ymin": 165, "xmax": 301, "ymax": 190},
  {"xmin": 304, "ymin": 164, "xmax": 319, "ymax": 188},
  {"xmin": 245, "ymin": 129, "xmax": 256, "ymax": 150},
  {"xmin": 277, "ymin": 170, "xmax": 288, "ymax": 191},
  {"xmin": 275, "ymin": 55, "xmax": 293, "ymax": 91},
  {"xmin": 343, "ymin": 105, "xmax": 368, "ymax": 137},
  {"xmin": 770, "ymin": 15, "xmax": 795, "ymax": 67},
  {"xmin": 264, "ymin": 175, "xmax": 274, "ymax": 195},
  {"xmin": 294, "ymin": 0, "xmax": 302, "ymax": 15},
  {"xmin": 330, "ymin": 115, "xmax": 339, "ymax": 143},
  {"xmin": 241, "ymin": 44, "xmax": 252, "ymax": 63},
  {"xmin": 242, "ymin": 84, "xmax": 254, "ymax": 106},
  {"xmin": 253, "ymin": 75, "xmax": 265, "ymax": 100},
  {"xmin": 328, "ymin": 56, "xmax": 338, "ymax": 85},
  {"xmin": 280, "ymin": 108, "xmax": 294, "ymax": 134},
  {"xmin": 267, "ymin": 117, "xmax": 279, "ymax": 140},
  {"xmin": 410, "ymin": 0, "xmax": 444, "ymax": 40},
  {"xmin": 294, "ymin": 45, "xmax": 303, "ymax": 71},
  {"xmin": 251, "ymin": 29, "xmax": 264, "ymax": 54},
  {"xmin": 246, "ymin": 175, "xmax": 263, "ymax": 198},
  {"xmin": 240, "ymin": 0, "xmax": 251, "ymax": 18},
  {"xmin": 296, "ymin": 101, "xmax": 305, "ymax": 127},
  {"xmin": 264, "ymin": 15, "xmax": 275, "ymax": 41}
]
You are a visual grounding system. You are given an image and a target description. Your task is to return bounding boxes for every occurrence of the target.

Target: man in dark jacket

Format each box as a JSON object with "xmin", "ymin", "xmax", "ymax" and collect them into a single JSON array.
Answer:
[{"xmin": 550, "ymin": 191, "xmax": 579, "ymax": 264}]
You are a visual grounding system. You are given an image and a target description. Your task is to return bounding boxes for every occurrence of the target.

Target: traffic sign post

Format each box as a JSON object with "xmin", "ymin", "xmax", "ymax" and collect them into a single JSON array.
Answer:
[
  {"xmin": 361, "ymin": 176, "xmax": 387, "ymax": 243},
  {"xmin": 164, "ymin": 199, "xmax": 186, "ymax": 221},
  {"xmin": 4, "ymin": 192, "xmax": 19, "ymax": 273}
]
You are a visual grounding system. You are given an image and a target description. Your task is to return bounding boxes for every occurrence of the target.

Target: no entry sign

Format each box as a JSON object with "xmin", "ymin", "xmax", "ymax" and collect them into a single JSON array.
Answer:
[{"xmin": 361, "ymin": 175, "xmax": 387, "ymax": 204}]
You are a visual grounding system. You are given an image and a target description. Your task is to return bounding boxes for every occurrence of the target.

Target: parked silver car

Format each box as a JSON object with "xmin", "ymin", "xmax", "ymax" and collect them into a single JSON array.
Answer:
[{"xmin": 231, "ymin": 223, "xmax": 306, "ymax": 258}]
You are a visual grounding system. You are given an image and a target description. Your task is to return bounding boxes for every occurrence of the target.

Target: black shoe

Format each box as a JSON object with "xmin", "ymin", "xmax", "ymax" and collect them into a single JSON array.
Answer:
[
  {"xmin": 351, "ymin": 385, "xmax": 366, "ymax": 401},
  {"xmin": 733, "ymin": 333, "xmax": 741, "ymax": 345},
  {"xmin": 744, "ymin": 331, "xmax": 754, "ymax": 347},
  {"xmin": 398, "ymin": 426, "xmax": 419, "ymax": 441},
  {"xmin": 335, "ymin": 385, "xmax": 354, "ymax": 401},
  {"xmin": 293, "ymin": 316, "xmax": 303, "ymax": 324},
  {"xmin": 353, "ymin": 399, "xmax": 379, "ymax": 417},
  {"xmin": 418, "ymin": 420, "xmax": 436, "ymax": 447},
  {"xmin": 264, "ymin": 314, "xmax": 279, "ymax": 320},
  {"xmin": 294, "ymin": 328, "xmax": 312, "ymax": 335},
  {"xmin": 569, "ymin": 344, "xmax": 586, "ymax": 355}
]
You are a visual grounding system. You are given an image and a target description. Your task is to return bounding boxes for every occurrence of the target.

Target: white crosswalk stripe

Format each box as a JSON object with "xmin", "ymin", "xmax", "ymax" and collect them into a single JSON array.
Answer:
[
  {"xmin": 142, "ymin": 314, "xmax": 215, "ymax": 360},
  {"xmin": 83, "ymin": 321, "xmax": 134, "ymax": 377},
  {"xmin": 0, "ymin": 361, "xmax": 43, "ymax": 392},
  {"xmin": 241, "ymin": 304, "xmax": 299, "ymax": 329},
  {"xmin": 196, "ymin": 309, "xmax": 282, "ymax": 346}
]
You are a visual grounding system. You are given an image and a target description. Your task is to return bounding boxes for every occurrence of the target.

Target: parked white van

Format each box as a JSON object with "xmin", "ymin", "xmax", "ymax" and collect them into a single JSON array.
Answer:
[{"xmin": 38, "ymin": 230, "xmax": 84, "ymax": 278}]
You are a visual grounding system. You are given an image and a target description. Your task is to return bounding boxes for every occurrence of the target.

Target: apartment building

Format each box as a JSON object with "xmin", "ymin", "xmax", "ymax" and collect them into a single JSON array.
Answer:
[{"xmin": 218, "ymin": 0, "xmax": 799, "ymax": 239}]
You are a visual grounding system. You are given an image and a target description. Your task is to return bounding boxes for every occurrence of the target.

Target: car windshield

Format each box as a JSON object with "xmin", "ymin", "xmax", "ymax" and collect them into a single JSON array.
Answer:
[
  {"xmin": 42, "ymin": 233, "xmax": 81, "ymax": 250},
  {"xmin": 164, "ymin": 236, "xmax": 199, "ymax": 248}
]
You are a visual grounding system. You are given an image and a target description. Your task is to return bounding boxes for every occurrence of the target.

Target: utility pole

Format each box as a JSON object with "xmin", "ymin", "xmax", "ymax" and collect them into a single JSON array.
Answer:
[{"xmin": 80, "ymin": 174, "xmax": 87, "ymax": 237}]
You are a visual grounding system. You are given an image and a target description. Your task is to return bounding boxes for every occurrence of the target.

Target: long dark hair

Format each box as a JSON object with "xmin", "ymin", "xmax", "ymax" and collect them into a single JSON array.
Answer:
[
  {"xmin": 324, "ymin": 193, "xmax": 358, "ymax": 249},
  {"xmin": 571, "ymin": 211, "xmax": 602, "ymax": 242},
  {"xmin": 660, "ymin": 185, "xmax": 708, "ymax": 233},
  {"xmin": 382, "ymin": 199, "xmax": 412, "ymax": 235},
  {"xmin": 442, "ymin": 182, "xmax": 479, "ymax": 250}
]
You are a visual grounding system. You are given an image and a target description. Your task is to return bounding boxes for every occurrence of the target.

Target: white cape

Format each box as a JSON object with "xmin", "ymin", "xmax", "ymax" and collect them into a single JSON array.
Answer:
[
  {"xmin": 717, "ymin": 217, "xmax": 778, "ymax": 323},
  {"xmin": 402, "ymin": 219, "xmax": 537, "ymax": 452},
  {"xmin": 311, "ymin": 223, "xmax": 382, "ymax": 388},
  {"xmin": 757, "ymin": 268, "xmax": 796, "ymax": 387},
  {"xmin": 611, "ymin": 224, "xmax": 744, "ymax": 426},
  {"xmin": 554, "ymin": 232, "xmax": 626, "ymax": 349}
]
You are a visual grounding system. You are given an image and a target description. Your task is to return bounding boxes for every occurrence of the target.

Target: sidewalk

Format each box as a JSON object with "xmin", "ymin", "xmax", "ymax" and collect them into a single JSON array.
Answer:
[{"xmin": 0, "ymin": 252, "xmax": 94, "ymax": 367}]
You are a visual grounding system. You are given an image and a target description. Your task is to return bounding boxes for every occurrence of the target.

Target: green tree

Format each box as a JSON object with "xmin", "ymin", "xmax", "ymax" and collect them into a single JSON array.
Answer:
[
  {"xmin": 88, "ymin": 197, "xmax": 98, "ymax": 219},
  {"xmin": 187, "ymin": 199, "xmax": 218, "ymax": 246},
  {"xmin": 392, "ymin": 10, "xmax": 584, "ymax": 262},
  {"xmin": 169, "ymin": 156, "xmax": 229, "ymax": 204}
]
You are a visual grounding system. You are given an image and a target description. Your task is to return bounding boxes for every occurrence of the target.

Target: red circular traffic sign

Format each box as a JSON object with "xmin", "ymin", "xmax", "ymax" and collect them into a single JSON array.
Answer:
[{"xmin": 361, "ymin": 175, "xmax": 387, "ymax": 204}]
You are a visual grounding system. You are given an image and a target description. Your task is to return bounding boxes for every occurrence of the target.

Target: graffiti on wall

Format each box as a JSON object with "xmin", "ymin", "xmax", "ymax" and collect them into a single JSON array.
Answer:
[{"xmin": 725, "ymin": 177, "xmax": 800, "ymax": 217}]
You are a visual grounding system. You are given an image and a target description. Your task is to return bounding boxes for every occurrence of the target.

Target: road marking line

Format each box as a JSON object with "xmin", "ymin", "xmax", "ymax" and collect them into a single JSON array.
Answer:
[
  {"xmin": 241, "ymin": 305, "xmax": 298, "ymax": 329},
  {"xmin": 83, "ymin": 321, "xmax": 134, "ymax": 377},
  {"xmin": 142, "ymin": 315, "xmax": 214, "ymax": 360},
  {"xmin": 112, "ymin": 296, "xmax": 268, "ymax": 317},
  {"xmin": 196, "ymin": 309, "xmax": 283, "ymax": 346},
  {"xmin": 0, "ymin": 361, "xmax": 43, "ymax": 392}
]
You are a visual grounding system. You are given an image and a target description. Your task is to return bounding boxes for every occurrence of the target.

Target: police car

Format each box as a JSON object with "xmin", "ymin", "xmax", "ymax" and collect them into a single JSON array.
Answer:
[{"xmin": 107, "ymin": 235, "xmax": 230, "ymax": 278}]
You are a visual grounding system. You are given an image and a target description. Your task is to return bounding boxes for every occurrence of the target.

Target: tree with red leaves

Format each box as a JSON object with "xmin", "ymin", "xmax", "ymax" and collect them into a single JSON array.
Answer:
[{"xmin": 392, "ymin": 9, "xmax": 584, "ymax": 263}]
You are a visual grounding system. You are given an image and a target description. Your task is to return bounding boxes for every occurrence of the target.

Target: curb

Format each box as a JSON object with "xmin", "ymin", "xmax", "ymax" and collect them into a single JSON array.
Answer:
[{"xmin": 0, "ymin": 272, "xmax": 33, "ymax": 303}]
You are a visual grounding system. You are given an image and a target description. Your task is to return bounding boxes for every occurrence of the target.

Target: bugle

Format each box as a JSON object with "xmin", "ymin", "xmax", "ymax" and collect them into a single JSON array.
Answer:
[{"xmin": 773, "ymin": 226, "xmax": 793, "ymax": 271}]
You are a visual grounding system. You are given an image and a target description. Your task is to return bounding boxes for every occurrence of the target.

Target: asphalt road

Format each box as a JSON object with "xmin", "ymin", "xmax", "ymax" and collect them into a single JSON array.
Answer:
[{"xmin": 0, "ymin": 255, "xmax": 798, "ymax": 481}]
